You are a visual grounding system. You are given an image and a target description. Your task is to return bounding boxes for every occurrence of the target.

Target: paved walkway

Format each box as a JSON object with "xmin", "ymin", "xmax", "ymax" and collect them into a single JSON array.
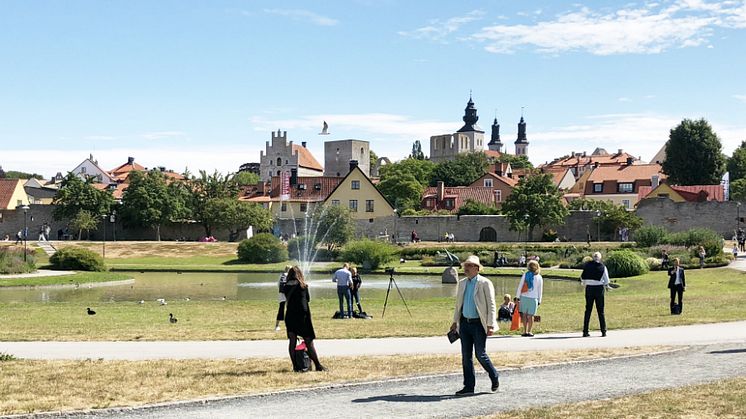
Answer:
[
  {"xmin": 0, "ymin": 269, "xmax": 74, "ymax": 279},
  {"xmin": 2, "ymin": 321, "xmax": 746, "ymax": 360},
  {"xmin": 37, "ymin": 343, "xmax": 746, "ymax": 419}
]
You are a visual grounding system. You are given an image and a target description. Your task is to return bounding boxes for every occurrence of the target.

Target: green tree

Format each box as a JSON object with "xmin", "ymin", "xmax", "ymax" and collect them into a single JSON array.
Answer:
[
  {"xmin": 662, "ymin": 118, "xmax": 726, "ymax": 185},
  {"xmin": 120, "ymin": 170, "xmax": 188, "ymax": 240},
  {"xmin": 187, "ymin": 170, "xmax": 240, "ymax": 236},
  {"xmin": 430, "ymin": 152, "xmax": 490, "ymax": 186},
  {"xmin": 234, "ymin": 171, "xmax": 260, "ymax": 186},
  {"xmin": 52, "ymin": 173, "xmax": 114, "ymax": 221},
  {"xmin": 730, "ymin": 178, "xmax": 746, "ymax": 201},
  {"xmin": 501, "ymin": 173, "xmax": 569, "ymax": 239},
  {"xmin": 203, "ymin": 198, "xmax": 273, "ymax": 241},
  {"xmin": 313, "ymin": 204, "xmax": 354, "ymax": 250},
  {"xmin": 569, "ymin": 198, "xmax": 643, "ymax": 239},
  {"xmin": 69, "ymin": 210, "xmax": 100, "ymax": 240},
  {"xmin": 377, "ymin": 173, "xmax": 424, "ymax": 212},
  {"xmin": 457, "ymin": 199, "xmax": 499, "ymax": 215},
  {"xmin": 3, "ymin": 171, "xmax": 44, "ymax": 179},
  {"xmin": 727, "ymin": 140, "xmax": 746, "ymax": 182},
  {"xmin": 410, "ymin": 140, "xmax": 425, "ymax": 160},
  {"xmin": 369, "ymin": 149, "xmax": 378, "ymax": 170},
  {"xmin": 495, "ymin": 154, "xmax": 533, "ymax": 169},
  {"xmin": 379, "ymin": 158, "xmax": 436, "ymax": 186}
]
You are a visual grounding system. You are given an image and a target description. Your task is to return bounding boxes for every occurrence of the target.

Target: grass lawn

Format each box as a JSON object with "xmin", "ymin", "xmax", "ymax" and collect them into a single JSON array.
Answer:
[
  {"xmin": 0, "ymin": 271, "xmax": 131, "ymax": 288},
  {"xmin": 0, "ymin": 347, "xmax": 661, "ymax": 415},
  {"xmin": 0, "ymin": 267, "xmax": 744, "ymax": 341},
  {"xmin": 491, "ymin": 376, "xmax": 746, "ymax": 419}
]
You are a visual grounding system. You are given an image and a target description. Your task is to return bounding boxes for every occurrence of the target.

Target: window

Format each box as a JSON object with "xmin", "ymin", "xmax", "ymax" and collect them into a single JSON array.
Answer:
[
  {"xmin": 351, "ymin": 180, "xmax": 360, "ymax": 190},
  {"xmin": 495, "ymin": 190, "xmax": 502, "ymax": 202},
  {"xmin": 276, "ymin": 158, "xmax": 282, "ymax": 166},
  {"xmin": 331, "ymin": 200, "xmax": 340, "ymax": 206},
  {"xmin": 618, "ymin": 183, "xmax": 634, "ymax": 193},
  {"xmin": 349, "ymin": 200, "xmax": 358, "ymax": 212},
  {"xmin": 484, "ymin": 179, "xmax": 493, "ymax": 188},
  {"xmin": 622, "ymin": 199, "xmax": 631, "ymax": 209},
  {"xmin": 658, "ymin": 193, "xmax": 670, "ymax": 199},
  {"xmin": 444, "ymin": 199, "xmax": 453, "ymax": 209},
  {"xmin": 285, "ymin": 159, "xmax": 288, "ymax": 165},
  {"xmin": 593, "ymin": 183, "xmax": 603, "ymax": 193},
  {"xmin": 300, "ymin": 203, "xmax": 307, "ymax": 212},
  {"xmin": 80, "ymin": 167, "xmax": 86, "ymax": 173},
  {"xmin": 366, "ymin": 200, "xmax": 374, "ymax": 212},
  {"xmin": 281, "ymin": 202, "xmax": 287, "ymax": 212}
]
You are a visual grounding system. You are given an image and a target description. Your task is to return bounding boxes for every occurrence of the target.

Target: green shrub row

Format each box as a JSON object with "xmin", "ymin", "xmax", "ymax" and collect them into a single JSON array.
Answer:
[{"xmin": 634, "ymin": 226, "xmax": 724, "ymax": 258}]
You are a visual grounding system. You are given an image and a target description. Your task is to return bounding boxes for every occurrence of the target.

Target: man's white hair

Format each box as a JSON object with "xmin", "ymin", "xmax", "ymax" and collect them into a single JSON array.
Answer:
[{"xmin": 592, "ymin": 252, "xmax": 602, "ymax": 262}]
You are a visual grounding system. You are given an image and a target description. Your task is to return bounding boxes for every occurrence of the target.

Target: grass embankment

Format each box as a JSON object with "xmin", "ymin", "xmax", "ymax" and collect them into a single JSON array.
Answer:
[
  {"xmin": 0, "ymin": 347, "xmax": 662, "ymax": 415},
  {"xmin": 491, "ymin": 376, "xmax": 746, "ymax": 419},
  {"xmin": 0, "ymin": 267, "xmax": 744, "ymax": 341},
  {"xmin": 0, "ymin": 272, "xmax": 130, "ymax": 288}
]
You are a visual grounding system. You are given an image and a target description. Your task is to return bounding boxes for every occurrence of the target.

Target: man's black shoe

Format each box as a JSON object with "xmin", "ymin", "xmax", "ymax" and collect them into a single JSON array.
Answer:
[
  {"xmin": 601, "ymin": 331, "xmax": 607, "ymax": 337},
  {"xmin": 582, "ymin": 332, "xmax": 590, "ymax": 337},
  {"xmin": 491, "ymin": 378, "xmax": 500, "ymax": 392},
  {"xmin": 455, "ymin": 387, "xmax": 474, "ymax": 396}
]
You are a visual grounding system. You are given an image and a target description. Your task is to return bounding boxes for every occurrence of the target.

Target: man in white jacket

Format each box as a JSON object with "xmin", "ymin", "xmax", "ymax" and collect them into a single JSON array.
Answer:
[{"xmin": 450, "ymin": 255, "xmax": 499, "ymax": 395}]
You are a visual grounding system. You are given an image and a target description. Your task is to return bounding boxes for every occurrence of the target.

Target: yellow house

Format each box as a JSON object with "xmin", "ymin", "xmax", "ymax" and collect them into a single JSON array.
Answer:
[
  {"xmin": 0, "ymin": 179, "xmax": 30, "ymax": 210},
  {"xmin": 325, "ymin": 164, "xmax": 395, "ymax": 219}
]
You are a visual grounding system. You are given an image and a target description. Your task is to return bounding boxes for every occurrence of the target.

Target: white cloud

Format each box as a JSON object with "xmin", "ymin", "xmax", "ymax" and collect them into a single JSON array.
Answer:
[
  {"xmin": 263, "ymin": 9, "xmax": 338, "ymax": 26},
  {"xmin": 141, "ymin": 131, "xmax": 186, "ymax": 140},
  {"xmin": 398, "ymin": 10, "xmax": 484, "ymax": 41},
  {"xmin": 734, "ymin": 94, "xmax": 746, "ymax": 103},
  {"xmin": 402, "ymin": 2, "xmax": 746, "ymax": 55}
]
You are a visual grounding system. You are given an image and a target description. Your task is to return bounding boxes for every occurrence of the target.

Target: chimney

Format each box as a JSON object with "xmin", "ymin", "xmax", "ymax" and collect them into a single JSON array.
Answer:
[
  {"xmin": 626, "ymin": 157, "xmax": 634, "ymax": 166},
  {"xmin": 159, "ymin": 166, "xmax": 165, "ymax": 172},
  {"xmin": 495, "ymin": 164, "xmax": 502, "ymax": 177},
  {"xmin": 302, "ymin": 141, "xmax": 307, "ymax": 148},
  {"xmin": 290, "ymin": 168, "xmax": 298, "ymax": 186},
  {"xmin": 349, "ymin": 160, "xmax": 359, "ymax": 172},
  {"xmin": 437, "ymin": 181, "xmax": 445, "ymax": 202},
  {"xmin": 617, "ymin": 149, "xmax": 623, "ymax": 155},
  {"xmin": 582, "ymin": 151, "xmax": 586, "ymax": 157},
  {"xmin": 127, "ymin": 157, "xmax": 135, "ymax": 165},
  {"xmin": 651, "ymin": 175, "xmax": 659, "ymax": 188}
]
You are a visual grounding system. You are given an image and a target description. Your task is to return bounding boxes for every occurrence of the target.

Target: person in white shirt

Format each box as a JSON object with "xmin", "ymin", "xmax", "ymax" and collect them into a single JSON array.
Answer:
[
  {"xmin": 667, "ymin": 258, "xmax": 686, "ymax": 315},
  {"xmin": 581, "ymin": 252, "xmax": 610, "ymax": 337},
  {"xmin": 515, "ymin": 260, "xmax": 543, "ymax": 337}
]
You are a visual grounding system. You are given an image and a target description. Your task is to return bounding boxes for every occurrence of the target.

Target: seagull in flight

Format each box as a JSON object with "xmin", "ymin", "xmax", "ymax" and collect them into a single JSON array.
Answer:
[{"xmin": 319, "ymin": 121, "xmax": 330, "ymax": 135}]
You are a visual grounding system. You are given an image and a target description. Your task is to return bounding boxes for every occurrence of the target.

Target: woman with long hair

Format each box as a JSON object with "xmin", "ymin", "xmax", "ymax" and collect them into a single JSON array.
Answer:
[{"xmin": 283, "ymin": 266, "xmax": 325, "ymax": 372}]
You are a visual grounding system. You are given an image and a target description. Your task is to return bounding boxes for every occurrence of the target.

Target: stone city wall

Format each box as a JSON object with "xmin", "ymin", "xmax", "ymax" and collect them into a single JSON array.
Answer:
[{"xmin": 636, "ymin": 199, "xmax": 740, "ymax": 238}]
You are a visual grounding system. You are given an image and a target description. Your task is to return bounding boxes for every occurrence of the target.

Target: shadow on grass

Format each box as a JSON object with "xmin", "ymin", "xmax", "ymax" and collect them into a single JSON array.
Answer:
[
  {"xmin": 352, "ymin": 393, "xmax": 468, "ymax": 403},
  {"xmin": 201, "ymin": 370, "xmax": 284, "ymax": 378},
  {"xmin": 221, "ymin": 260, "xmax": 247, "ymax": 266},
  {"xmin": 708, "ymin": 348, "xmax": 746, "ymax": 354}
]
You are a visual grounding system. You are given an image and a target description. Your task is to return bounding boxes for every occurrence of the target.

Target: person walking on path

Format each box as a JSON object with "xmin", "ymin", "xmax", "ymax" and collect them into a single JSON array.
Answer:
[
  {"xmin": 450, "ymin": 255, "xmax": 499, "ymax": 395},
  {"xmin": 667, "ymin": 258, "xmax": 686, "ymax": 315},
  {"xmin": 282, "ymin": 266, "xmax": 325, "ymax": 372},
  {"xmin": 581, "ymin": 252, "xmax": 610, "ymax": 337},
  {"xmin": 697, "ymin": 246, "xmax": 706, "ymax": 269},
  {"xmin": 274, "ymin": 265, "xmax": 291, "ymax": 331},
  {"xmin": 349, "ymin": 266, "xmax": 364, "ymax": 315},
  {"xmin": 332, "ymin": 263, "xmax": 353, "ymax": 318},
  {"xmin": 515, "ymin": 260, "xmax": 543, "ymax": 337}
]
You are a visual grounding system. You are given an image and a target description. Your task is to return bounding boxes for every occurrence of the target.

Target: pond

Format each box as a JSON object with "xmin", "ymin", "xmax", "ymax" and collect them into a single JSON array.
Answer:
[{"xmin": 0, "ymin": 272, "xmax": 583, "ymax": 303}]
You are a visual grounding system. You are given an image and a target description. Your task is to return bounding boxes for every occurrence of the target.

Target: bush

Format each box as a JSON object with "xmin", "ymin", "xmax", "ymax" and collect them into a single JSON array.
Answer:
[
  {"xmin": 49, "ymin": 247, "xmax": 105, "ymax": 271},
  {"xmin": 340, "ymin": 239, "xmax": 398, "ymax": 270},
  {"xmin": 634, "ymin": 225, "xmax": 668, "ymax": 247},
  {"xmin": 645, "ymin": 257, "xmax": 662, "ymax": 270},
  {"xmin": 542, "ymin": 229, "xmax": 558, "ymax": 242},
  {"xmin": 237, "ymin": 233, "xmax": 288, "ymax": 264},
  {"xmin": 605, "ymin": 250, "xmax": 649, "ymax": 278},
  {"xmin": 665, "ymin": 228, "xmax": 724, "ymax": 258},
  {"xmin": 0, "ymin": 247, "xmax": 35, "ymax": 274}
]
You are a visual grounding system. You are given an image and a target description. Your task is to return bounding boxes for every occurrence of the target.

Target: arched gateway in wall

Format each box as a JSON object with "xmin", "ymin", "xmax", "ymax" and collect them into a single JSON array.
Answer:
[{"xmin": 479, "ymin": 227, "xmax": 497, "ymax": 242}]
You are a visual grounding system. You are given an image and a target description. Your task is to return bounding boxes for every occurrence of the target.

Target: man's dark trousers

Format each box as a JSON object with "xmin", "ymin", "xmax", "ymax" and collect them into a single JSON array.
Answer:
[
  {"xmin": 459, "ymin": 318, "xmax": 499, "ymax": 390},
  {"xmin": 670, "ymin": 284, "xmax": 684, "ymax": 313},
  {"xmin": 583, "ymin": 285, "xmax": 606, "ymax": 334}
]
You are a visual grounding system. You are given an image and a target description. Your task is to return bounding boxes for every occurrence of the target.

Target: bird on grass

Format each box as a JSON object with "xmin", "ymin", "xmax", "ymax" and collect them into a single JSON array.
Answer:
[
  {"xmin": 86, "ymin": 307, "xmax": 96, "ymax": 315},
  {"xmin": 156, "ymin": 298, "xmax": 167, "ymax": 305},
  {"xmin": 138, "ymin": 300, "xmax": 145, "ymax": 305},
  {"xmin": 184, "ymin": 297, "xmax": 191, "ymax": 302},
  {"xmin": 169, "ymin": 313, "xmax": 178, "ymax": 324}
]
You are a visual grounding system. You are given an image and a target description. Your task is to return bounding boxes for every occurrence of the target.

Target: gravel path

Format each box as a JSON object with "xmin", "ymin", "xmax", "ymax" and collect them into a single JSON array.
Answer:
[{"xmin": 39, "ymin": 343, "xmax": 745, "ymax": 419}]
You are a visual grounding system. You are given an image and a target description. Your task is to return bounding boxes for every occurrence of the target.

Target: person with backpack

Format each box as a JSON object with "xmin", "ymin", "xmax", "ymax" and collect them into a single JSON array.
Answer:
[
  {"xmin": 282, "ymin": 266, "xmax": 325, "ymax": 372},
  {"xmin": 667, "ymin": 258, "xmax": 686, "ymax": 315},
  {"xmin": 515, "ymin": 260, "xmax": 543, "ymax": 337}
]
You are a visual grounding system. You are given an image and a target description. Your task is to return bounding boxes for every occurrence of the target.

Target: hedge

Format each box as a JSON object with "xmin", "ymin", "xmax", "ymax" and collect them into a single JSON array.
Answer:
[
  {"xmin": 49, "ymin": 247, "xmax": 105, "ymax": 271},
  {"xmin": 237, "ymin": 233, "xmax": 288, "ymax": 264}
]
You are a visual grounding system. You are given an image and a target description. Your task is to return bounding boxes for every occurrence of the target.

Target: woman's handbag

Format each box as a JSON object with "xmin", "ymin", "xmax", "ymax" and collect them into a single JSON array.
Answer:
[{"xmin": 292, "ymin": 339, "xmax": 311, "ymax": 372}]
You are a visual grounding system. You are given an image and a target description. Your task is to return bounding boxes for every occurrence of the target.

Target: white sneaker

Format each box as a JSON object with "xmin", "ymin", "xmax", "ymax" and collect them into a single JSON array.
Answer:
[{"xmin": 274, "ymin": 326, "xmax": 281, "ymax": 331}]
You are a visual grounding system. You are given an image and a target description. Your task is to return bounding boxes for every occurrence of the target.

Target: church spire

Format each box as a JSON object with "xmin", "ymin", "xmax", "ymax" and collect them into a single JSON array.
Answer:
[
  {"xmin": 487, "ymin": 114, "xmax": 503, "ymax": 152},
  {"xmin": 457, "ymin": 95, "xmax": 483, "ymax": 133},
  {"xmin": 514, "ymin": 111, "xmax": 529, "ymax": 156}
]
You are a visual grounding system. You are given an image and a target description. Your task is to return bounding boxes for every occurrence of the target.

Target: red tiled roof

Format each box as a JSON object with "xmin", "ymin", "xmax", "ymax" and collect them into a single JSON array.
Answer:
[
  {"xmin": 541, "ymin": 151, "xmax": 638, "ymax": 169},
  {"xmin": 639, "ymin": 184, "xmax": 725, "ymax": 202},
  {"xmin": 92, "ymin": 183, "xmax": 127, "ymax": 200},
  {"xmin": 0, "ymin": 179, "xmax": 24, "ymax": 209},
  {"xmin": 587, "ymin": 164, "xmax": 663, "ymax": 183},
  {"xmin": 110, "ymin": 161, "xmax": 146, "ymax": 176},
  {"xmin": 482, "ymin": 172, "xmax": 518, "ymax": 187},
  {"xmin": 291, "ymin": 144, "xmax": 324, "ymax": 171},
  {"xmin": 484, "ymin": 150, "xmax": 502, "ymax": 159},
  {"xmin": 421, "ymin": 186, "xmax": 496, "ymax": 213},
  {"xmin": 269, "ymin": 176, "xmax": 341, "ymax": 202}
]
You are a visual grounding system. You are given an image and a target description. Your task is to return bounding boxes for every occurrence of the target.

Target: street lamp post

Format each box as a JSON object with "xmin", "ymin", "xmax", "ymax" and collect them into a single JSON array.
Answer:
[
  {"xmin": 21, "ymin": 205, "xmax": 30, "ymax": 262},
  {"xmin": 738, "ymin": 202, "xmax": 741, "ymax": 232},
  {"xmin": 110, "ymin": 210, "xmax": 117, "ymax": 242},
  {"xmin": 596, "ymin": 210, "xmax": 601, "ymax": 242},
  {"xmin": 523, "ymin": 214, "xmax": 529, "ymax": 260},
  {"xmin": 102, "ymin": 214, "xmax": 108, "ymax": 261},
  {"xmin": 393, "ymin": 208, "xmax": 398, "ymax": 244}
]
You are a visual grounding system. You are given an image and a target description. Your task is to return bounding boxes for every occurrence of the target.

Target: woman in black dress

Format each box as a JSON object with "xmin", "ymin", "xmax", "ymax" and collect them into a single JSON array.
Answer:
[{"xmin": 283, "ymin": 266, "xmax": 325, "ymax": 371}]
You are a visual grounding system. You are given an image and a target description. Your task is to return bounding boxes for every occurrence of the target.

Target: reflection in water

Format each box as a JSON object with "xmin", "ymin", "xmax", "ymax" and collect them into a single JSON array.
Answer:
[{"xmin": 0, "ymin": 272, "xmax": 582, "ymax": 303}]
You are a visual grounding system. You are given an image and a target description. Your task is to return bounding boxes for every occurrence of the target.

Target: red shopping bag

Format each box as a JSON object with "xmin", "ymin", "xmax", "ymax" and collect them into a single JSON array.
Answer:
[{"xmin": 510, "ymin": 301, "xmax": 521, "ymax": 331}]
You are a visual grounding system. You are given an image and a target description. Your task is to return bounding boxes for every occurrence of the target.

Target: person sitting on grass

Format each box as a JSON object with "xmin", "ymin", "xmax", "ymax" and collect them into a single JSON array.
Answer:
[{"xmin": 497, "ymin": 294, "xmax": 514, "ymax": 322}]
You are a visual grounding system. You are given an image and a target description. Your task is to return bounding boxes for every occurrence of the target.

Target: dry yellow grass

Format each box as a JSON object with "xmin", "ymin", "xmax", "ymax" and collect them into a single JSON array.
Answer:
[
  {"xmin": 0, "ymin": 347, "xmax": 663, "ymax": 415},
  {"xmin": 488, "ymin": 377, "xmax": 746, "ymax": 419},
  {"xmin": 53, "ymin": 241, "xmax": 240, "ymax": 259}
]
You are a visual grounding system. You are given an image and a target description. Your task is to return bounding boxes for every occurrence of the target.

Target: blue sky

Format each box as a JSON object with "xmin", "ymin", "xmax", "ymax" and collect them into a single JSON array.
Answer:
[{"xmin": 1, "ymin": 0, "xmax": 745, "ymax": 177}]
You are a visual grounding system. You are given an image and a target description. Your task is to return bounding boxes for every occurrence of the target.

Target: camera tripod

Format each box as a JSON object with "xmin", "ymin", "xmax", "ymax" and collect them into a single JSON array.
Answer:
[{"xmin": 381, "ymin": 269, "xmax": 413, "ymax": 319}]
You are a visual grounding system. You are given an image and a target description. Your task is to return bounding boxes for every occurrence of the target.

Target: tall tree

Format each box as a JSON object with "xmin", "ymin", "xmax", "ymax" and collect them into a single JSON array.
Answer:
[
  {"xmin": 501, "ymin": 173, "xmax": 569, "ymax": 239},
  {"xmin": 187, "ymin": 170, "xmax": 240, "ymax": 236},
  {"xmin": 120, "ymin": 170, "xmax": 188, "ymax": 240},
  {"xmin": 69, "ymin": 210, "xmax": 100, "ymax": 240},
  {"xmin": 379, "ymin": 158, "xmax": 436, "ymax": 186},
  {"xmin": 730, "ymin": 178, "xmax": 746, "ymax": 201},
  {"xmin": 410, "ymin": 140, "xmax": 425, "ymax": 160},
  {"xmin": 727, "ymin": 140, "xmax": 746, "ymax": 182},
  {"xmin": 495, "ymin": 154, "xmax": 533, "ymax": 169},
  {"xmin": 662, "ymin": 118, "xmax": 726, "ymax": 185},
  {"xmin": 569, "ymin": 198, "xmax": 643, "ymax": 239},
  {"xmin": 234, "ymin": 171, "xmax": 260, "ymax": 186},
  {"xmin": 313, "ymin": 204, "xmax": 354, "ymax": 250},
  {"xmin": 378, "ymin": 173, "xmax": 424, "ymax": 212},
  {"xmin": 457, "ymin": 199, "xmax": 499, "ymax": 215},
  {"xmin": 52, "ymin": 173, "xmax": 114, "ymax": 221},
  {"xmin": 430, "ymin": 152, "xmax": 490, "ymax": 186},
  {"xmin": 369, "ymin": 149, "xmax": 378, "ymax": 170},
  {"xmin": 203, "ymin": 198, "xmax": 272, "ymax": 241}
]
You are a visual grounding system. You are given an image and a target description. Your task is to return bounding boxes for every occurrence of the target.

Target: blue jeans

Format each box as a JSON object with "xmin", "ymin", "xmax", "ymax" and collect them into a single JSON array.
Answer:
[
  {"xmin": 337, "ymin": 286, "xmax": 352, "ymax": 317},
  {"xmin": 460, "ymin": 318, "xmax": 499, "ymax": 390}
]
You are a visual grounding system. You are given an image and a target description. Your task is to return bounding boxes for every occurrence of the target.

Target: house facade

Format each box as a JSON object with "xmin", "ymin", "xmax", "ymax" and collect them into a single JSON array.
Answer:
[
  {"xmin": 325, "ymin": 162, "xmax": 395, "ymax": 219},
  {"xmin": 259, "ymin": 130, "xmax": 324, "ymax": 182},
  {"xmin": 0, "ymin": 179, "xmax": 30, "ymax": 210},
  {"xmin": 583, "ymin": 163, "xmax": 664, "ymax": 209}
]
